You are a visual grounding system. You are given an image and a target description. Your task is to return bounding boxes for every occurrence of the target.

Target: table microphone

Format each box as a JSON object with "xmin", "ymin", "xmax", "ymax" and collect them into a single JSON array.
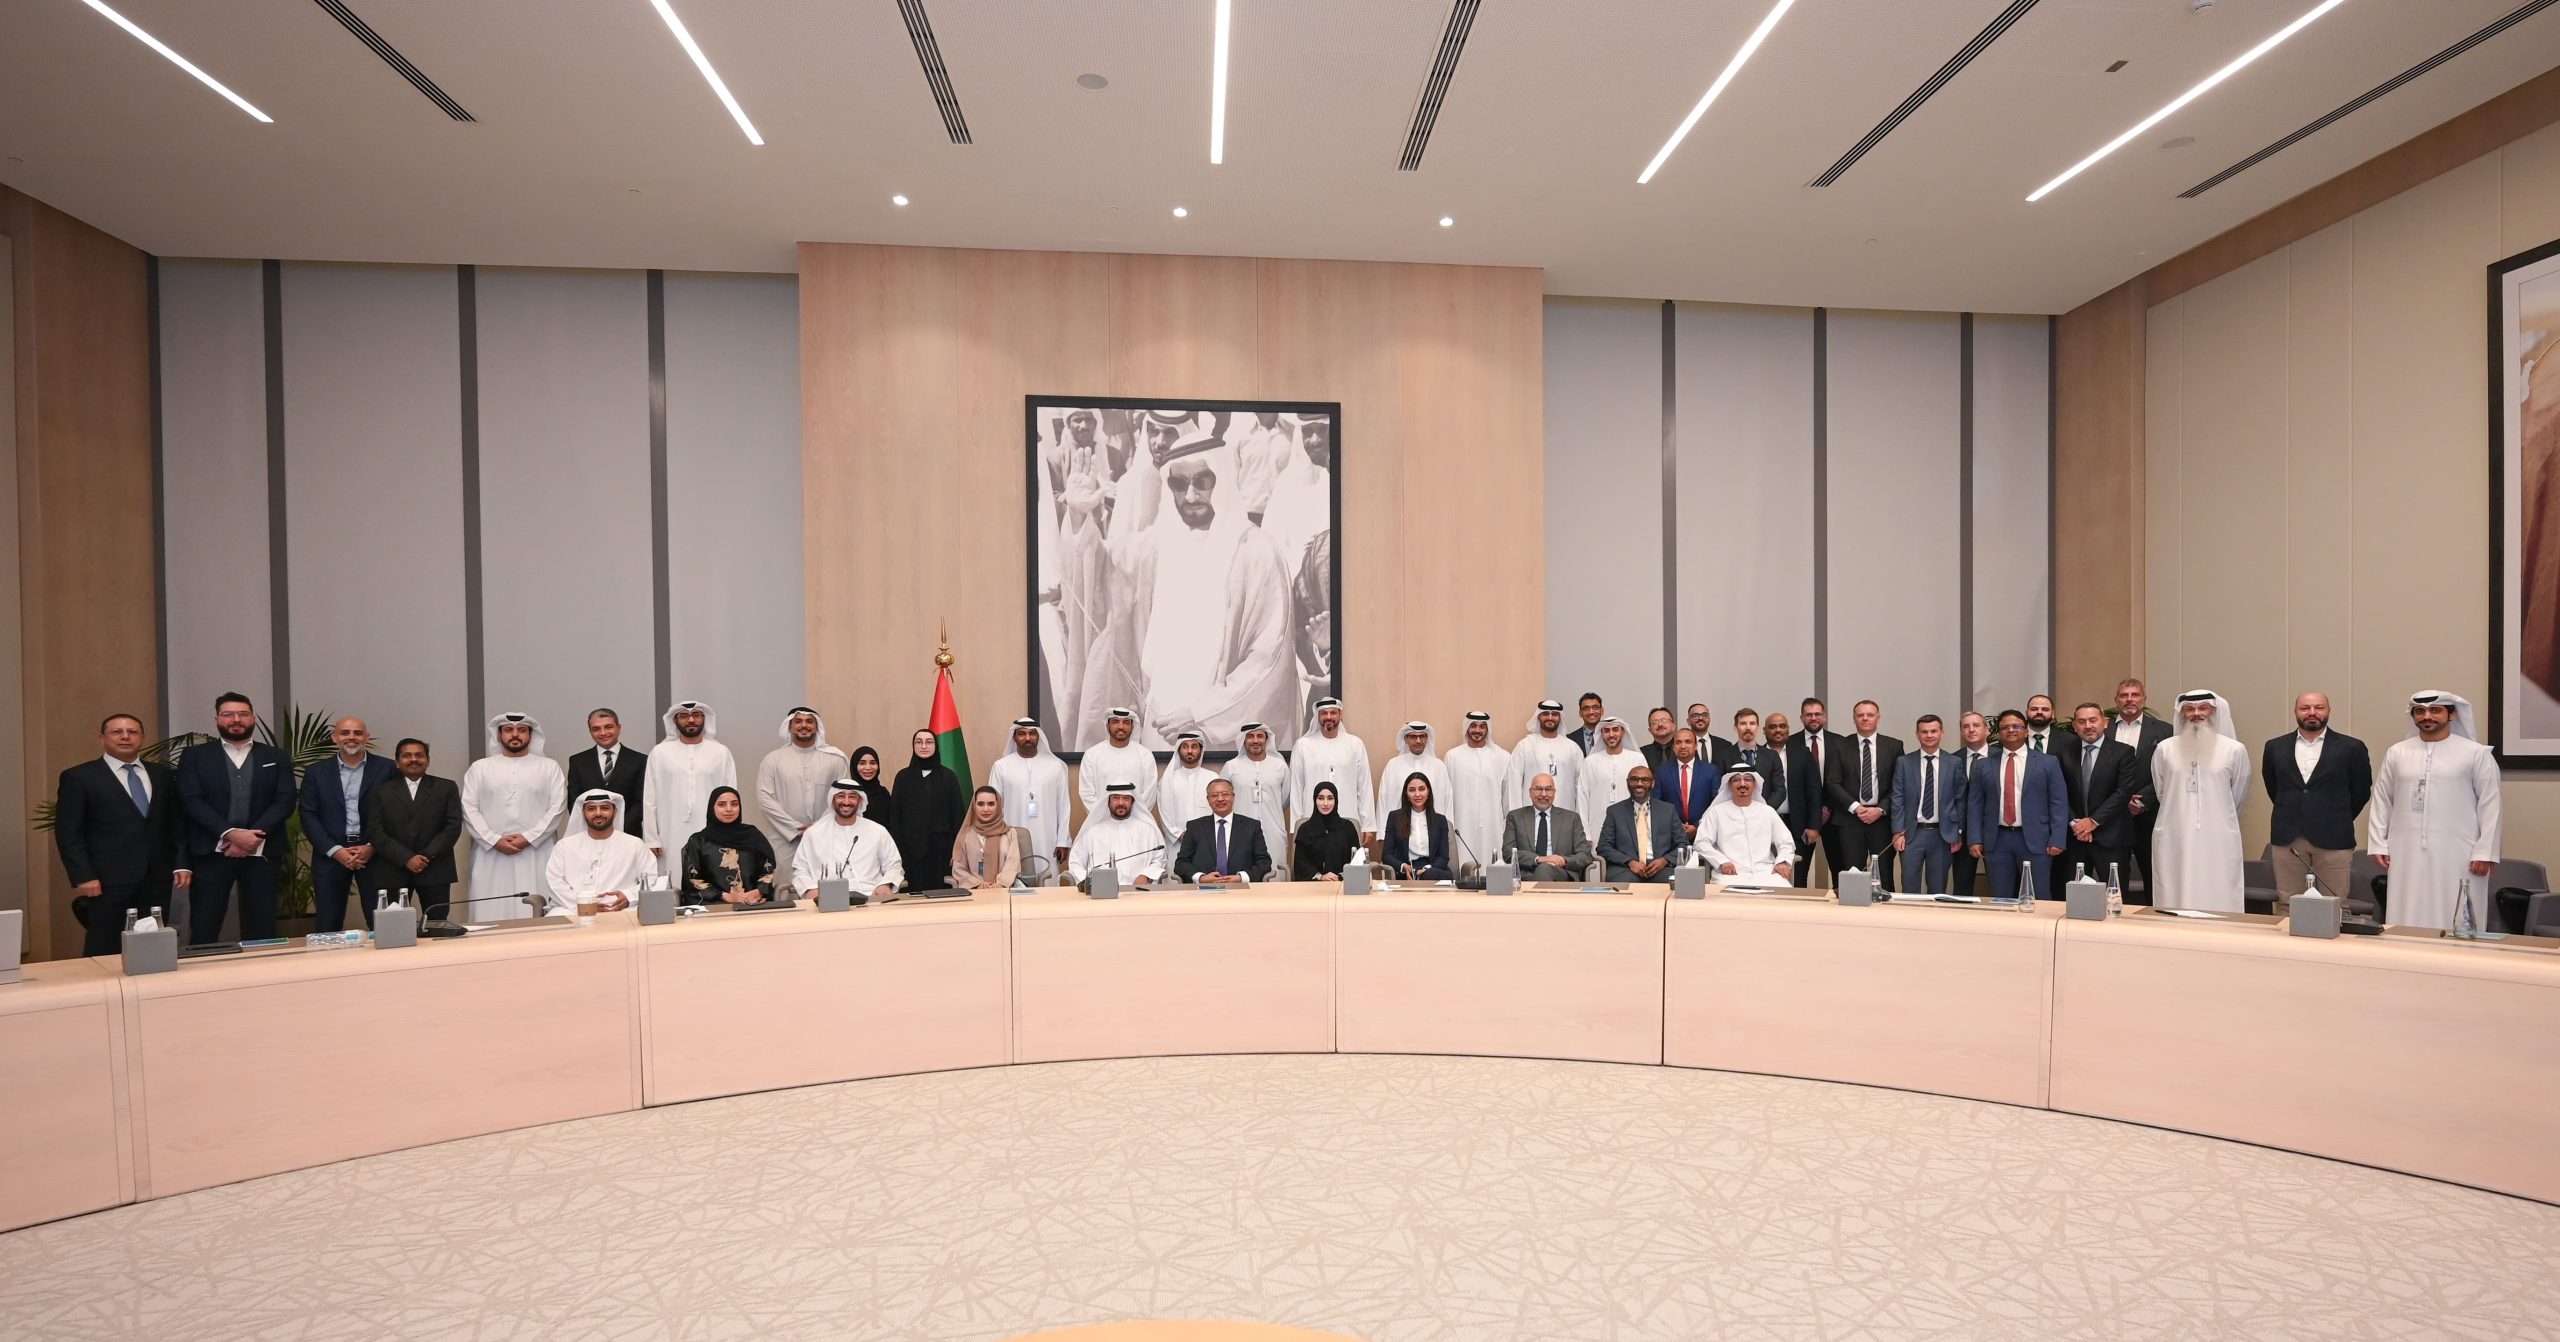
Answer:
[
  {"xmin": 1077, "ymin": 844, "xmax": 1165, "ymax": 891},
  {"xmin": 1454, "ymin": 825, "xmax": 1490, "ymax": 890}
]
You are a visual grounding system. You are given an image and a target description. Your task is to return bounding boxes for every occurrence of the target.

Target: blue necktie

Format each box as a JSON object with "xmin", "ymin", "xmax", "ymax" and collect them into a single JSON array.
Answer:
[
  {"xmin": 1215, "ymin": 818, "xmax": 1229, "ymax": 875},
  {"xmin": 124, "ymin": 763, "xmax": 149, "ymax": 815}
]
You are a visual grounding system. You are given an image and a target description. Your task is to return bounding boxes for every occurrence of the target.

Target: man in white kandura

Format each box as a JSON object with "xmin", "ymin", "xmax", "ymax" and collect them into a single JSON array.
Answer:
[
  {"xmin": 459, "ymin": 712, "xmax": 565, "ymax": 921},
  {"xmin": 791, "ymin": 779, "xmax": 903, "ymax": 901},
  {"xmin": 2369, "ymin": 691, "xmax": 2505, "ymax": 932},
  {"xmin": 755, "ymin": 707, "xmax": 847, "ymax": 891},
  {"xmin": 1374, "ymin": 722, "xmax": 1451, "ymax": 827},
  {"xmin": 1289, "ymin": 696, "xmax": 1373, "ymax": 842},
  {"xmin": 1220, "ymin": 720, "xmax": 1290, "ymax": 840},
  {"xmin": 1444, "ymin": 711, "xmax": 1513, "ymax": 873},
  {"xmin": 1578, "ymin": 716, "xmax": 1644, "ymax": 838},
  {"xmin": 544, "ymin": 790, "xmax": 657, "ymax": 914},
  {"xmin": 989, "ymin": 718, "xmax": 1071, "ymax": 872},
  {"xmin": 1157, "ymin": 729, "xmax": 1219, "ymax": 834},
  {"xmin": 2148, "ymin": 691, "xmax": 2252, "ymax": 912},
  {"xmin": 1078, "ymin": 706, "xmax": 1159, "ymax": 817},
  {"xmin": 1694, "ymin": 769, "xmax": 1794, "ymax": 883},
  {"xmin": 1068, "ymin": 781, "xmax": 1167, "ymax": 887},
  {"xmin": 1508, "ymin": 698, "xmax": 1583, "ymax": 815},
  {"xmin": 643, "ymin": 700, "xmax": 736, "ymax": 884}
]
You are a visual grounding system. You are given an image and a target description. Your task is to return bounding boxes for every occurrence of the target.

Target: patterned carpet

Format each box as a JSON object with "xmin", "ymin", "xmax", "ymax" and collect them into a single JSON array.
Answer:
[{"xmin": 5, "ymin": 1054, "xmax": 2556, "ymax": 1341}]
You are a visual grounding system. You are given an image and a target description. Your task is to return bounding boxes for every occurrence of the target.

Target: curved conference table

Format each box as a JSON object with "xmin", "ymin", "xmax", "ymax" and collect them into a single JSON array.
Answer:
[{"xmin": 6, "ymin": 881, "xmax": 2556, "ymax": 1233}]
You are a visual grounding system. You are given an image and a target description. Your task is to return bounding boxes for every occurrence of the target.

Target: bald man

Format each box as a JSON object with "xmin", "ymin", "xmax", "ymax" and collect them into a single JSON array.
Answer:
[{"xmin": 298, "ymin": 715, "xmax": 399, "ymax": 933}]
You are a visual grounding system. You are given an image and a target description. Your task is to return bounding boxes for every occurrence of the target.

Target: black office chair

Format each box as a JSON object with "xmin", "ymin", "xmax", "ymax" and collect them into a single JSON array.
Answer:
[{"xmin": 2243, "ymin": 857, "xmax": 2279, "ymax": 916}]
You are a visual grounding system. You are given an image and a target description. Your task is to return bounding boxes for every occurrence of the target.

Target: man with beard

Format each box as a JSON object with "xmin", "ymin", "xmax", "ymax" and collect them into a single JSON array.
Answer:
[
  {"xmin": 461, "ymin": 713, "xmax": 567, "ymax": 922},
  {"xmin": 1762, "ymin": 710, "xmax": 1822, "ymax": 887},
  {"xmin": 1157, "ymin": 729, "xmax": 1220, "ymax": 834},
  {"xmin": 1375, "ymin": 722, "xmax": 1451, "ymax": 827},
  {"xmin": 644, "ymin": 701, "xmax": 737, "ymax": 885},
  {"xmin": 1578, "ymin": 717, "xmax": 1646, "ymax": 839},
  {"xmin": 1068, "ymin": 781, "xmax": 1167, "ymax": 888},
  {"xmin": 1687, "ymin": 702, "xmax": 1743, "ymax": 770},
  {"xmin": 1443, "ymin": 712, "xmax": 1513, "ymax": 871},
  {"xmin": 1508, "ymin": 699, "xmax": 1584, "ymax": 815},
  {"xmin": 1220, "ymin": 721, "xmax": 1291, "ymax": 841},
  {"xmin": 793, "ymin": 779, "xmax": 904, "ymax": 901},
  {"xmin": 544, "ymin": 791, "xmax": 656, "ymax": 915},
  {"xmin": 174, "ymin": 692, "xmax": 294, "ymax": 944},
  {"xmin": 990, "ymin": 718, "xmax": 1072, "ymax": 871},
  {"xmin": 756, "ymin": 707, "xmax": 849, "ymax": 888},
  {"xmin": 1289, "ymin": 697, "xmax": 1373, "ymax": 843},
  {"xmin": 1798, "ymin": 698, "xmax": 1849, "ymax": 884},
  {"xmin": 1079, "ymin": 706, "xmax": 1159, "ymax": 816},
  {"xmin": 2148, "ymin": 692, "xmax": 2251, "ymax": 913},
  {"xmin": 1640, "ymin": 708, "xmax": 1680, "ymax": 772},
  {"xmin": 2261, "ymin": 691, "xmax": 2371, "ymax": 915},
  {"xmin": 2023, "ymin": 694, "xmax": 2061, "ymax": 756},
  {"xmin": 1693, "ymin": 769, "xmax": 1794, "ymax": 884},
  {"xmin": 2108, "ymin": 678, "xmax": 2174, "ymax": 896},
  {"xmin": 2368, "ymin": 692, "xmax": 2504, "ymax": 932}
]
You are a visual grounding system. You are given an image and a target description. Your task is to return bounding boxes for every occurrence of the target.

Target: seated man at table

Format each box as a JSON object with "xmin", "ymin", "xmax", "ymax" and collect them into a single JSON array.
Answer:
[
  {"xmin": 1069, "ymin": 781, "xmax": 1166, "ymax": 888},
  {"xmin": 1596, "ymin": 764, "xmax": 1681, "ymax": 883},
  {"xmin": 1693, "ymin": 770, "xmax": 1794, "ymax": 883},
  {"xmin": 543, "ymin": 790, "xmax": 657, "ymax": 915},
  {"xmin": 791, "ymin": 778, "xmax": 904, "ymax": 901},
  {"xmin": 1172, "ymin": 778, "xmax": 1272, "ymax": 884},
  {"xmin": 1501, "ymin": 772, "xmax": 1594, "ymax": 883}
]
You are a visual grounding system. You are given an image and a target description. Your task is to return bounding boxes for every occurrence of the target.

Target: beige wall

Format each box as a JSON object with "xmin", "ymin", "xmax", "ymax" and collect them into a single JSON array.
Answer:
[
  {"xmin": 2144, "ymin": 126, "xmax": 2560, "ymax": 862},
  {"xmin": 800, "ymin": 244, "xmax": 1544, "ymax": 822}
]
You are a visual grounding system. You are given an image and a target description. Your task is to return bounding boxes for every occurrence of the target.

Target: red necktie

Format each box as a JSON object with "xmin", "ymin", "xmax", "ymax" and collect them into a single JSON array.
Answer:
[
  {"xmin": 1679, "ymin": 763, "xmax": 1690, "ymax": 812},
  {"xmin": 2002, "ymin": 752, "xmax": 2019, "ymax": 827}
]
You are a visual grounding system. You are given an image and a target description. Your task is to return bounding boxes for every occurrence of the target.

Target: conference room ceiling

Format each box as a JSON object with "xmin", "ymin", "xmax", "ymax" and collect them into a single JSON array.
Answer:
[{"xmin": 4, "ymin": 0, "xmax": 2559, "ymax": 313}]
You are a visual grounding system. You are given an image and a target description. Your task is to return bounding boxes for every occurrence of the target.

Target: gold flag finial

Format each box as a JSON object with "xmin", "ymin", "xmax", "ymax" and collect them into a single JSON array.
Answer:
[{"xmin": 935, "ymin": 618, "xmax": 955, "ymax": 670}]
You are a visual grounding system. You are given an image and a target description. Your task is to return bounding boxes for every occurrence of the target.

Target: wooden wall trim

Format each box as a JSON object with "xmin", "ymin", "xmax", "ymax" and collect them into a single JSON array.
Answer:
[
  {"xmin": 2140, "ymin": 63, "xmax": 2560, "ymax": 307},
  {"xmin": 2051, "ymin": 278, "xmax": 2147, "ymax": 706}
]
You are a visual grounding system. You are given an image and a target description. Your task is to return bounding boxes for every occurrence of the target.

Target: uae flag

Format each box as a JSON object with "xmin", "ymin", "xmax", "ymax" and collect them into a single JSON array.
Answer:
[{"xmin": 929, "ymin": 665, "xmax": 972, "ymax": 787}]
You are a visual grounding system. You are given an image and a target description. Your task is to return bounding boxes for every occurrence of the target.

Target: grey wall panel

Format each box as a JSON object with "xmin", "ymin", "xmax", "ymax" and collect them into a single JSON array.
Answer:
[
  {"xmin": 474, "ymin": 268, "xmax": 655, "ymax": 755},
  {"xmin": 279, "ymin": 263, "xmax": 469, "ymax": 760},
  {"xmin": 1969, "ymin": 314, "xmax": 2052, "ymax": 713},
  {"xmin": 1824, "ymin": 310, "xmax": 1963, "ymax": 728},
  {"xmin": 156, "ymin": 259, "xmax": 273, "ymax": 735},
  {"xmin": 1673, "ymin": 302, "xmax": 1816, "ymax": 732},
  {"xmin": 662, "ymin": 272, "xmax": 803, "ymax": 751},
  {"xmin": 1542, "ymin": 298, "xmax": 1665, "ymax": 722}
]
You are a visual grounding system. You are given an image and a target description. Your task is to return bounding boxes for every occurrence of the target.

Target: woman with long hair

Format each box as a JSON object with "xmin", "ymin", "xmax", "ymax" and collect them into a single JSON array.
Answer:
[
  {"xmin": 1290, "ymin": 780, "xmax": 1359, "ymax": 881},
  {"xmin": 1381, "ymin": 772, "xmax": 1453, "ymax": 881}
]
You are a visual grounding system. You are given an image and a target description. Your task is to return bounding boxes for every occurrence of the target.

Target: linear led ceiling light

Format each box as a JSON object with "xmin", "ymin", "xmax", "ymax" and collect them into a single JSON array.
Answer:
[
  {"xmin": 649, "ymin": 0, "xmax": 764, "ymax": 145},
  {"xmin": 2026, "ymin": 0, "xmax": 2350, "ymax": 201},
  {"xmin": 78, "ymin": 0, "xmax": 271, "ymax": 122},
  {"xmin": 1637, "ymin": 0, "xmax": 1795, "ymax": 184},
  {"xmin": 1210, "ymin": 0, "xmax": 1232, "ymax": 163}
]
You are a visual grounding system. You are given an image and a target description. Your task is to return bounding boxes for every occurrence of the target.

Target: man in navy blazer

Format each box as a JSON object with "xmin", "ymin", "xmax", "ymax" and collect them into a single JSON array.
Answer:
[
  {"xmin": 1652, "ymin": 729, "xmax": 1720, "ymax": 843},
  {"xmin": 175, "ymin": 692, "xmax": 295, "ymax": 943},
  {"xmin": 1598, "ymin": 764, "xmax": 1683, "ymax": 883},
  {"xmin": 1890, "ymin": 714, "xmax": 1967, "ymax": 895},
  {"xmin": 1172, "ymin": 779, "xmax": 1275, "ymax": 882},
  {"xmin": 1759, "ymin": 711, "xmax": 1825, "ymax": 888},
  {"xmin": 2261, "ymin": 691, "xmax": 2372, "ymax": 913},
  {"xmin": 298, "ymin": 715, "xmax": 399, "ymax": 933},
  {"xmin": 54, "ymin": 713, "xmax": 192, "ymax": 955},
  {"xmin": 1967, "ymin": 709, "xmax": 2068, "ymax": 901}
]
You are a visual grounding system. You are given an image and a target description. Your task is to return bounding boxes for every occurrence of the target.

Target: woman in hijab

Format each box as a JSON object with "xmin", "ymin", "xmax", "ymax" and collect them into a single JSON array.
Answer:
[
  {"xmin": 680, "ymin": 786, "xmax": 779, "ymax": 905},
  {"xmin": 889, "ymin": 728, "xmax": 968, "ymax": 891},
  {"xmin": 848, "ymin": 746, "xmax": 895, "ymax": 827},
  {"xmin": 1291, "ymin": 780, "xmax": 1360, "ymax": 881},
  {"xmin": 949, "ymin": 786, "xmax": 1022, "ymax": 890},
  {"xmin": 1382, "ymin": 772, "xmax": 1453, "ymax": 881}
]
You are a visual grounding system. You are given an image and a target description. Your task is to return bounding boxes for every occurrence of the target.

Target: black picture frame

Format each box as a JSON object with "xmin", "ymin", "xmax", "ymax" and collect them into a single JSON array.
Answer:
[
  {"xmin": 2488, "ymin": 237, "xmax": 2560, "ymax": 765},
  {"xmin": 1024, "ymin": 395, "xmax": 1344, "ymax": 764}
]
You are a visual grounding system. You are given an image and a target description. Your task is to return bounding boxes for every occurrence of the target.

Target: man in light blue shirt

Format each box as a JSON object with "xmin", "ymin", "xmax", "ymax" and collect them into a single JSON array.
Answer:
[{"xmin": 298, "ymin": 716, "xmax": 397, "ymax": 934}]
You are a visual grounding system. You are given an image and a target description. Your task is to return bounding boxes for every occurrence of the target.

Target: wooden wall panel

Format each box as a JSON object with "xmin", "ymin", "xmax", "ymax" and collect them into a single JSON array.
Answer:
[
  {"xmin": 802, "ymin": 243, "xmax": 1544, "ymax": 814},
  {"xmin": 2052, "ymin": 279, "xmax": 2145, "ymax": 707}
]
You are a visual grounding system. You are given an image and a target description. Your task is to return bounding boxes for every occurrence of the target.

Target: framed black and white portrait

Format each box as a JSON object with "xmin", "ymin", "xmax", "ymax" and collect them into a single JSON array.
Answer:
[
  {"xmin": 2492, "ymin": 240, "xmax": 2560, "ymax": 762},
  {"xmin": 1026, "ymin": 397, "xmax": 1341, "ymax": 761}
]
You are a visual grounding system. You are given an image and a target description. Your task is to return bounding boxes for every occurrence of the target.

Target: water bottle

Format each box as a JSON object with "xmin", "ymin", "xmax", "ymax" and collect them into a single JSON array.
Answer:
[
  {"xmin": 2106, "ymin": 862, "xmax": 2124, "ymax": 917},
  {"xmin": 2019, "ymin": 859, "xmax": 2039, "ymax": 907},
  {"xmin": 2455, "ymin": 878, "xmax": 2479, "ymax": 938},
  {"xmin": 374, "ymin": 888, "xmax": 390, "ymax": 915}
]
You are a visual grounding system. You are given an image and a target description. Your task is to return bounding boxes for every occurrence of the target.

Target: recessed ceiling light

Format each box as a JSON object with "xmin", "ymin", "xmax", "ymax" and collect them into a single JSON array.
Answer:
[
  {"xmin": 1637, "ymin": 0, "xmax": 1796, "ymax": 184},
  {"xmin": 1173, "ymin": 206, "xmax": 1189, "ymax": 218},
  {"xmin": 1440, "ymin": 217, "xmax": 1454, "ymax": 228},
  {"xmin": 1209, "ymin": 0, "xmax": 1232, "ymax": 164},
  {"xmin": 1078, "ymin": 73, "xmax": 1110, "ymax": 91},
  {"xmin": 892, "ymin": 194, "xmax": 909, "ymax": 206},
  {"xmin": 76, "ymin": 0, "xmax": 271, "ymax": 122},
  {"xmin": 648, "ymin": 0, "xmax": 764, "ymax": 146},
  {"xmin": 2027, "ymin": 0, "xmax": 2347, "ymax": 202}
]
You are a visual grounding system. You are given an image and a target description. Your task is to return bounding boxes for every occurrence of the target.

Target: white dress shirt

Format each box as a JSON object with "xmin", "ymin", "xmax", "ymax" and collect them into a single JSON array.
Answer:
[{"xmin": 2294, "ymin": 729, "xmax": 2326, "ymax": 784}]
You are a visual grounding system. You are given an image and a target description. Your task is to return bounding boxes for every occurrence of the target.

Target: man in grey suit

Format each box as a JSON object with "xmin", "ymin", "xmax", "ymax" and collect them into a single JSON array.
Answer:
[
  {"xmin": 1501, "ymin": 772, "xmax": 1594, "ymax": 883},
  {"xmin": 1597, "ymin": 764, "xmax": 1683, "ymax": 883}
]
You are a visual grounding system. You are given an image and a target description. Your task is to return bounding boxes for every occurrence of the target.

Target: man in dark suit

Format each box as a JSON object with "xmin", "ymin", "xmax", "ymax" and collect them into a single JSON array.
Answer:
[
  {"xmin": 1639, "ymin": 708, "xmax": 1680, "ymax": 772},
  {"xmin": 1685, "ymin": 703, "xmax": 1743, "ymax": 770},
  {"xmin": 1797, "ymin": 697, "xmax": 1850, "ymax": 884},
  {"xmin": 1171, "ymin": 779, "xmax": 1273, "ymax": 882},
  {"xmin": 1759, "ymin": 710, "xmax": 1824, "ymax": 888},
  {"xmin": 297, "ymin": 715, "xmax": 399, "ymax": 933},
  {"xmin": 1597, "ymin": 764, "xmax": 1682, "ymax": 883},
  {"xmin": 1890, "ymin": 714, "xmax": 1967, "ymax": 895},
  {"xmin": 563, "ymin": 708, "xmax": 647, "ymax": 836},
  {"xmin": 1968, "ymin": 710, "xmax": 2069, "ymax": 901},
  {"xmin": 54, "ymin": 713, "xmax": 192, "ymax": 956},
  {"xmin": 175, "ymin": 692, "xmax": 294, "ymax": 944},
  {"xmin": 369, "ymin": 737, "xmax": 465, "ymax": 917},
  {"xmin": 2058, "ymin": 702, "xmax": 2145, "ymax": 899},
  {"xmin": 1652, "ymin": 729, "xmax": 1719, "ymax": 844},
  {"xmin": 1502, "ymin": 772, "xmax": 1594, "ymax": 882},
  {"xmin": 2108, "ymin": 678, "xmax": 2174, "ymax": 895},
  {"xmin": 1824, "ymin": 699, "xmax": 1904, "ymax": 889},
  {"xmin": 1948, "ymin": 711, "xmax": 1994, "ymax": 896},
  {"xmin": 1567, "ymin": 693, "xmax": 1605, "ymax": 756},
  {"xmin": 2262, "ymin": 690, "xmax": 2372, "ymax": 915}
]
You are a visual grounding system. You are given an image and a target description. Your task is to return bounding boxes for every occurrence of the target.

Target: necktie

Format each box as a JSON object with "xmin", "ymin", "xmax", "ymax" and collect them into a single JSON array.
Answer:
[
  {"xmin": 2082, "ymin": 741, "xmax": 2098, "ymax": 794},
  {"xmin": 1535, "ymin": 810, "xmax": 1550, "ymax": 856},
  {"xmin": 1859, "ymin": 739, "xmax": 1875, "ymax": 803},
  {"xmin": 600, "ymin": 748, "xmax": 614, "ymax": 777},
  {"xmin": 1920, "ymin": 756, "xmax": 1935, "ymax": 821},
  {"xmin": 2032, "ymin": 731, "xmax": 2046, "ymax": 754},
  {"xmin": 1215, "ymin": 818, "xmax": 1228, "ymax": 875},
  {"xmin": 124, "ymin": 763, "xmax": 149, "ymax": 815},
  {"xmin": 1636, "ymin": 803, "xmax": 1651, "ymax": 861},
  {"xmin": 2003, "ymin": 752, "xmax": 2020, "ymax": 827},
  {"xmin": 1679, "ymin": 763, "xmax": 1691, "ymax": 813}
]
